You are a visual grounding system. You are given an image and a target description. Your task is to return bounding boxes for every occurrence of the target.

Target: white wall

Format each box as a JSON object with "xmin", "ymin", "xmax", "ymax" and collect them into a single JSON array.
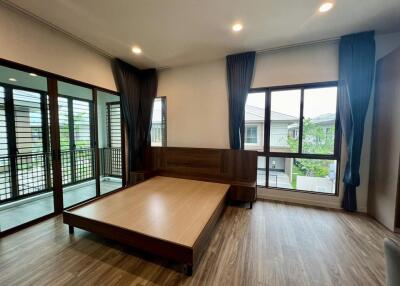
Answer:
[
  {"xmin": 0, "ymin": 4, "xmax": 116, "ymax": 91},
  {"xmin": 158, "ymin": 60, "xmax": 229, "ymax": 148},
  {"xmin": 158, "ymin": 33, "xmax": 400, "ymax": 212}
]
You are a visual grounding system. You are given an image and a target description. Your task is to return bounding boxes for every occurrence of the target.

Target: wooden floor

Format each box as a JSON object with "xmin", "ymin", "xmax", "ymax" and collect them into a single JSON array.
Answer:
[{"xmin": 1, "ymin": 200, "xmax": 399, "ymax": 286}]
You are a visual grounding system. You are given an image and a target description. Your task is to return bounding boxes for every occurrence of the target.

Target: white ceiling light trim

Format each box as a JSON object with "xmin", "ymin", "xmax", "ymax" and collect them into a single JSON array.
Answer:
[
  {"xmin": 232, "ymin": 23, "xmax": 243, "ymax": 32},
  {"xmin": 319, "ymin": 2, "xmax": 334, "ymax": 13},
  {"xmin": 131, "ymin": 46, "xmax": 142, "ymax": 55}
]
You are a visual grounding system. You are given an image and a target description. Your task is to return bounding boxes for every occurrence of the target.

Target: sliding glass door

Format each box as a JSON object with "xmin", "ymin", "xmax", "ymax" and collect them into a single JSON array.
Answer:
[
  {"xmin": 96, "ymin": 91, "xmax": 123, "ymax": 194},
  {"xmin": 58, "ymin": 81, "xmax": 97, "ymax": 208},
  {"xmin": 0, "ymin": 62, "xmax": 126, "ymax": 235},
  {"xmin": 0, "ymin": 67, "xmax": 54, "ymax": 232}
]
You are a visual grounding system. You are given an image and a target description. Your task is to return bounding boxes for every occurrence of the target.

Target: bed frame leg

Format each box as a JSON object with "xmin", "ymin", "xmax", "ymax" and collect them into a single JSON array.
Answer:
[
  {"xmin": 68, "ymin": 225, "xmax": 74, "ymax": 234},
  {"xmin": 249, "ymin": 202, "xmax": 253, "ymax": 209},
  {"xmin": 183, "ymin": 264, "xmax": 193, "ymax": 276}
]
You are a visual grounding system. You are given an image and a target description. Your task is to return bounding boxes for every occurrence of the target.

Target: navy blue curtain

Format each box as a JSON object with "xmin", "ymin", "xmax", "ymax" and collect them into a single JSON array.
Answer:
[
  {"xmin": 226, "ymin": 52, "xmax": 256, "ymax": 149},
  {"xmin": 338, "ymin": 31, "xmax": 375, "ymax": 211},
  {"xmin": 113, "ymin": 59, "xmax": 157, "ymax": 173}
]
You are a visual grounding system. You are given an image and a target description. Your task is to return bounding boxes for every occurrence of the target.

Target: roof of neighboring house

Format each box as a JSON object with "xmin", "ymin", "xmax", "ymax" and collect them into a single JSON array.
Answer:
[
  {"xmin": 245, "ymin": 105, "xmax": 298, "ymax": 122},
  {"xmin": 288, "ymin": 113, "xmax": 336, "ymax": 129},
  {"xmin": 310, "ymin": 113, "xmax": 336, "ymax": 124}
]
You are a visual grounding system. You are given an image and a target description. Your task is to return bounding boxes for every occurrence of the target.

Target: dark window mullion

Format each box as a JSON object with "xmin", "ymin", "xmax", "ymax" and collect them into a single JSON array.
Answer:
[
  {"xmin": 106, "ymin": 103, "xmax": 112, "ymax": 148},
  {"xmin": 333, "ymin": 87, "xmax": 341, "ymax": 159},
  {"xmin": 298, "ymin": 88, "xmax": 305, "ymax": 155},
  {"xmin": 68, "ymin": 98, "xmax": 76, "ymax": 183},
  {"xmin": 40, "ymin": 93, "xmax": 52, "ymax": 191},
  {"xmin": 4, "ymin": 86, "xmax": 18, "ymax": 198},
  {"xmin": 264, "ymin": 89, "xmax": 270, "ymax": 188},
  {"xmin": 89, "ymin": 99, "xmax": 96, "ymax": 181},
  {"xmin": 161, "ymin": 97, "xmax": 167, "ymax": 147}
]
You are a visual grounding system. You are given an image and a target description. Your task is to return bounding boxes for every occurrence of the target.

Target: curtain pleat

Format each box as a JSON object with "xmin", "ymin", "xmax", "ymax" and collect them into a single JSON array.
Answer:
[
  {"xmin": 338, "ymin": 31, "xmax": 375, "ymax": 211},
  {"xmin": 226, "ymin": 52, "xmax": 256, "ymax": 149},
  {"xmin": 113, "ymin": 59, "xmax": 157, "ymax": 174}
]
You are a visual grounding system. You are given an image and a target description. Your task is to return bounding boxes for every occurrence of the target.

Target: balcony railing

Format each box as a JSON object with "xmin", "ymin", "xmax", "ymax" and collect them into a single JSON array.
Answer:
[
  {"xmin": 99, "ymin": 147, "xmax": 122, "ymax": 178},
  {"xmin": 0, "ymin": 147, "xmax": 122, "ymax": 204}
]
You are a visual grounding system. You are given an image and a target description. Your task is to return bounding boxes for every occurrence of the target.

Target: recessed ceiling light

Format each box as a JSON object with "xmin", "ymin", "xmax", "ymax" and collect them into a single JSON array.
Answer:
[
  {"xmin": 232, "ymin": 23, "xmax": 243, "ymax": 32},
  {"xmin": 131, "ymin": 46, "xmax": 142, "ymax": 55},
  {"xmin": 29, "ymin": 73, "xmax": 37, "ymax": 77},
  {"xmin": 9, "ymin": 78, "xmax": 17, "ymax": 82},
  {"xmin": 319, "ymin": 2, "xmax": 334, "ymax": 13}
]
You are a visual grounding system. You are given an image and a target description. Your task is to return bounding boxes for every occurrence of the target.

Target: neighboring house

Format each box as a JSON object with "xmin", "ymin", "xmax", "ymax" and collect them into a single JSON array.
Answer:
[
  {"xmin": 288, "ymin": 113, "xmax": 336, "ymax": 142},
  {"xmin": 244, "ymin": 105, "xmax": 298, "ymax": 152},
  {"xmin": 245, "ymin": 105, "xmax": 297, "ymax": 182},
  {"xmin": 245, "ymin": 105, "xmax": 336, "ymax": 192}
]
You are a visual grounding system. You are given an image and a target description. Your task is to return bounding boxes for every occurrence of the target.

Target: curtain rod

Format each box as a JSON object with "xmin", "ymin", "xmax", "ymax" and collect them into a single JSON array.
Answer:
[{"xmin": 255, "ymin": 37, "xmax": 340, "ymax": 55}]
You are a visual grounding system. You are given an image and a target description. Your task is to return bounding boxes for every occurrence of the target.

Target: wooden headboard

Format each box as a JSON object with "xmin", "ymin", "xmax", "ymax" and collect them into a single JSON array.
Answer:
[{"xmin": 144, "ymin": 147, "xmax": 257, "ymax": 187}]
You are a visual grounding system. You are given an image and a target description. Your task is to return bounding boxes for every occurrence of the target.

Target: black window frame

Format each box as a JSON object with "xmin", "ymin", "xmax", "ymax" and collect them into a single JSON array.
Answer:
[{"xmin": 244, "ymin": 81, "xmax": 341, "ymax": 196}]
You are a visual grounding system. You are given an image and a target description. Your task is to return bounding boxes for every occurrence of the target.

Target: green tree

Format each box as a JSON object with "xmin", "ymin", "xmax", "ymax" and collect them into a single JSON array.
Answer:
[{"xmin": 287, "ymin": 119, "xmax": 335, "ymax": 177}]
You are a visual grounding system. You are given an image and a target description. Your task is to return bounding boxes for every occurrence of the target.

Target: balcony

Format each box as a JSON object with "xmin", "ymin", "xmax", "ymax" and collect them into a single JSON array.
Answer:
[{"xmin": 0, "ymin": 147, "xmax": 122, "ymax": 232}]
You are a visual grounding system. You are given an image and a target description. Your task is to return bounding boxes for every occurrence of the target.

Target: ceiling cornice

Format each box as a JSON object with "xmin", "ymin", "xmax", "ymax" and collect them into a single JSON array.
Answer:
[{"xmin": 0, "ymin": 0, "xmax": 114, "ymax": 59}]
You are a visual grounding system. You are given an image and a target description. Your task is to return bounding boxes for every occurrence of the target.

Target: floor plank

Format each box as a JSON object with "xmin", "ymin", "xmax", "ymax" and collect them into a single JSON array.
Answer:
[{"xmin": 1, "ymin": 200, "xmax": 399, "ymax": 286}]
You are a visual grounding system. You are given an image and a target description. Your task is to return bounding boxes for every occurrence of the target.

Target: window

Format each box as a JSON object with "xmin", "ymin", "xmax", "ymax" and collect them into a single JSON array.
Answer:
[
  {"xmin": 106, "ymin": 102, "xmax": 122, "ymax": 148},
  {"xmin": 245, "ymin": 126, "xmax": 258, "ymax": 144},
  {"xmin": 244, "ymin": 92, "xmax": 265, "ymax": 151},
  {"xmin": 151, "ymin": 97, "xmax": 166, "ymax": 146},
  {"xmin": 244, "ymin": 83, "xmax": 340, "ymax": 195}
]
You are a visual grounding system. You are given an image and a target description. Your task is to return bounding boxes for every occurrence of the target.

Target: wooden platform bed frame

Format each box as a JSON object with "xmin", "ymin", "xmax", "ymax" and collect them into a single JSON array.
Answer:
[{"xmin": 63, "ymin": 147, "xmax": 257, "ymax": 276}]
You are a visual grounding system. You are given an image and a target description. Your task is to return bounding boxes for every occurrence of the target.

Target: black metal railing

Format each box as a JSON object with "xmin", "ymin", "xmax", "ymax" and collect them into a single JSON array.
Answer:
[
  {"xmin": 0, "ymin": 147, "xmax": 122, "ymax": 204},
  {"xmin": 0, "ymin": 152, "xmax": 52, "ymax": 202},
  {"xmin": 60, "ymin": 148, "xmax": 95, "ymax": 186},
  {"xmin": 100, "ymin": 147, "xmax": 122, "ymax": 178}
]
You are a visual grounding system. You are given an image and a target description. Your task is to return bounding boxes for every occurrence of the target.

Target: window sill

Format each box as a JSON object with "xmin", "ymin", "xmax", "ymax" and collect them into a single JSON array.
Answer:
[{"xmin": 257, "ymin": 186, "xmax": 338, "ymax": 197}]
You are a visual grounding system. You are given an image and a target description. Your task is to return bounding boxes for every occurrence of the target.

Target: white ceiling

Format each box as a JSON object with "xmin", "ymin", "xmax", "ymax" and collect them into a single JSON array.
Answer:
[{"xmin": 5, "ymin": 0, "xmax": 400, "ymax": 69}]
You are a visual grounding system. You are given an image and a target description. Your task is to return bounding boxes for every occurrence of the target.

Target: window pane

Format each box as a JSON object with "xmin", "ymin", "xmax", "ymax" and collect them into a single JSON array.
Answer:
[
  {"xmin": 257, "ymin": 156, "xmax": 266, "ymax": 186},
  {"xmin": 268, "ymin": 157, "xmax": 337, "ymax": 194},
  {"xmin": 268, "ymin": 157, "xmax": 293, "ymax": 189},
  {"xmin": 97, "ymin": 91, "xmax": 122, "ymax": 195},
  {"xmin": 270, "ymin": 89, "xmax": 300, "ymax": 153},
  {"xmin": 151, "ymin": 98, "xmax": 166, "ymax": 146},
  {"xmin": 13, "ymin": 90, "xmax": 43, "ymax": 154},
  {"xmin": 57, "ymin": 81, "xmax": 96, "ymax": 208},
  {"xmin": 0, "ymin": 66, "xmax": 53, "ymax": 232},
  {"xmin": 244, "ymin": 92, "xmax": 265, "ymax": 151},
  {"xmin": 302, "ymin": 87, "xmax": 337, "ymax": 155}
]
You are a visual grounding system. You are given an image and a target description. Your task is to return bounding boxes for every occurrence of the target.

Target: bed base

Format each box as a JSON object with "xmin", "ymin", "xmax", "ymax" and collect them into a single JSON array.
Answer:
[{"xmin": 63, "ymin": 193, "xmax": 227, "ymax": 276}]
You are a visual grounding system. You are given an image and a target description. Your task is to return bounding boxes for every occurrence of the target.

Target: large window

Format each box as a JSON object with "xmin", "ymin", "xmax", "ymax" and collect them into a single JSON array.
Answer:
[
  {"xmin": 245, "ymin": 82, "xmax": 340, "ymax": 195},
  {"xmin": 151, "ymin": 97, "xmax": 166, "ymax": 146}
]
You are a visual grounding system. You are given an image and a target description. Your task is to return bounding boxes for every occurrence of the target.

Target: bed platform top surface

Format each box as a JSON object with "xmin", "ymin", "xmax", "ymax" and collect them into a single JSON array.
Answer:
[{"xmin": 67, "ymin": 176, "xmax": 230, "ymax": 247}]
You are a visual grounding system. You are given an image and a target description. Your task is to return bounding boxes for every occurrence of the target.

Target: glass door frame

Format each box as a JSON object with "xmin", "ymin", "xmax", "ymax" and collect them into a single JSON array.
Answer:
[{"xmin": 0, "ymin": 59, "xmax": 126, "ymax": 237}]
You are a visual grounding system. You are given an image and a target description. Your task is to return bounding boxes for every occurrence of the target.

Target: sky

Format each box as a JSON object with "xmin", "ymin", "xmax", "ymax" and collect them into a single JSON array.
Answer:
[{"xmin": 246, "ymin": 87, "xmax": 337, "ymax": 118}]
